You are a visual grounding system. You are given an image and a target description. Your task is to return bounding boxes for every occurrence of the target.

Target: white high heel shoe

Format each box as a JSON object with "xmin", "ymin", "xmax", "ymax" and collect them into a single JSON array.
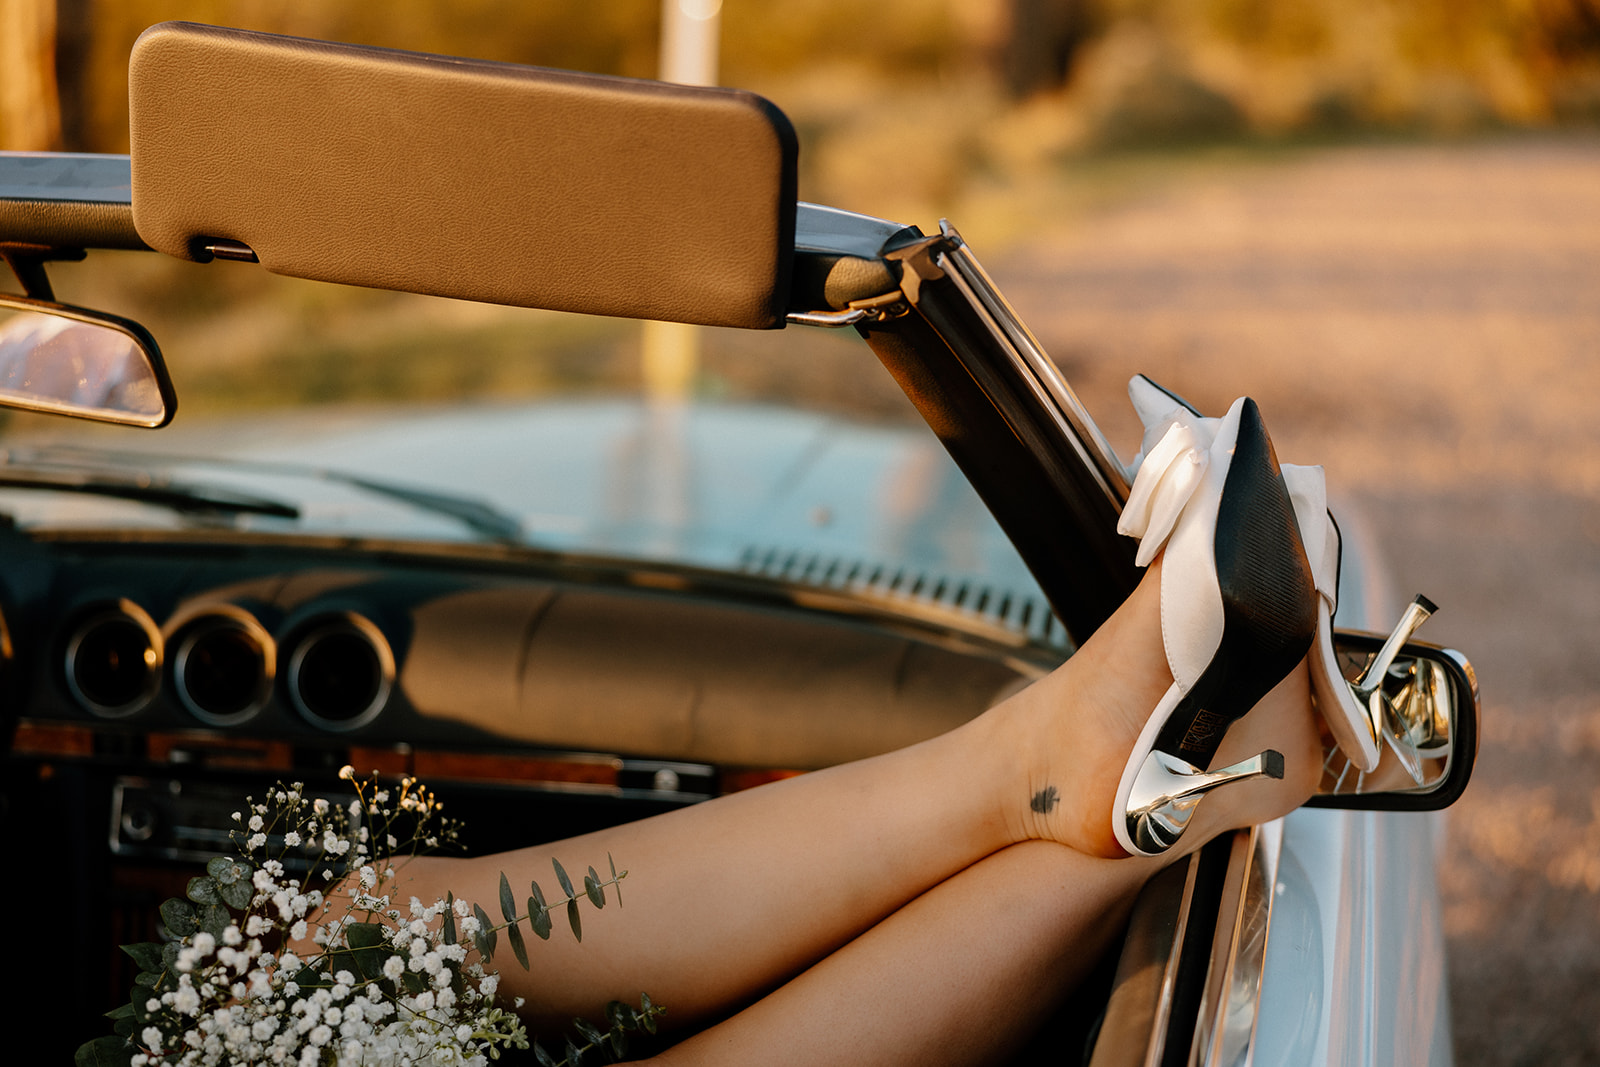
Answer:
[
  {"xmin": 1112, "ymin": 384, "xmax": 1316, "ymax": 856},
  {"xmin": 1121, "ymin": 375, "xmax": 1431, "ymax": 814}
]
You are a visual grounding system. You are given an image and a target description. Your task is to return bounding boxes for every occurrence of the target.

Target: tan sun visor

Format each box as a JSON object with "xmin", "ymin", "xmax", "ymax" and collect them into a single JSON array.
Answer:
[{"xmin": 129, "ymin": 22, "xmax": 798, "ymax": 329}]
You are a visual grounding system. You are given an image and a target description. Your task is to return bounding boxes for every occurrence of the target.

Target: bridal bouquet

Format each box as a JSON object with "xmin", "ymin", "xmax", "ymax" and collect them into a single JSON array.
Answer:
[{"xmin": 77, "ymin": 768, "xmax": 662, "ymax": 1067}]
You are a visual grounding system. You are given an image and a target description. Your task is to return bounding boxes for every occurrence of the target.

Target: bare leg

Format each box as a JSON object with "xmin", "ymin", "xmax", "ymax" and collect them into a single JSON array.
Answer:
[
  {"xmin": 385, "ymin": 558, "xmax": 1322, "ymax": 1030},
  {"xmin": 642, "ymin": 842, "xmax": 1158, "ymax": 1067}
]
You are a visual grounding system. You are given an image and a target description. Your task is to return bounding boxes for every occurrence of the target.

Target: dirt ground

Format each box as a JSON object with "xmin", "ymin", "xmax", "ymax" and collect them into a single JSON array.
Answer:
[{"xmin": 985, "ymin": 135, "xmax": 1600, "ymax": 1067}]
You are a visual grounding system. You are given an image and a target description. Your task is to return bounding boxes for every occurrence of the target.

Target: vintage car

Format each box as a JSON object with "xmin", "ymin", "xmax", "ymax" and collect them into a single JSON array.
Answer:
[{"xmin": 0, "ymin": 22, "xmax": 1476, "ymax": 1066}]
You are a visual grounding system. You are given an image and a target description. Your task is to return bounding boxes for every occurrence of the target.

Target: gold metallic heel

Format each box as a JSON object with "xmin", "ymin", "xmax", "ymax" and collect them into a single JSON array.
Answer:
[{"xmin": 1124, "ymin": 749, "xmax": 1285, "ymax": 856}]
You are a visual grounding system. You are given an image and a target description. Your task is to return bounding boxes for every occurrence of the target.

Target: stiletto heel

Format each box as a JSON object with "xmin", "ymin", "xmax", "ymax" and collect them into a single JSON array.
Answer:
[
  {"xmin": 1125, "ymin": 750, "xmax": 1285, "ymax": 856},
  {"xmin": 1114, "ymin": 391, "xmax": 1317, "ymax": 857},
  {"xmin": 1352, "ymin": 594, "xmax": 1439, "ymax": 784}
]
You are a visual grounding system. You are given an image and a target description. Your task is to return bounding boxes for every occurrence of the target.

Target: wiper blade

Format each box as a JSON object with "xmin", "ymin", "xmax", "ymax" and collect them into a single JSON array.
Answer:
[
  {"xmin": 0, "ymin": 468, "xmax": 300, "ymax": 519},
  {"xmin": 0, "ymin": 445, "xmax": 523, "ymax": 542},
  {"xmin": 325, "ymin": 473, "xmax": 521, "ymax": 542}
]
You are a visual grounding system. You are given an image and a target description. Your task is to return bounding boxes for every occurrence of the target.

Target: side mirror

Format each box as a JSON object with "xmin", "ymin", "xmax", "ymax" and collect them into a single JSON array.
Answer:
[
  {"xmin": 1307, "ymin": 633, "xmax": 1479, "ymax": 810},
  {"xmin": 0, "ymin": 295, "xmax": 175, "ymax": 428}
]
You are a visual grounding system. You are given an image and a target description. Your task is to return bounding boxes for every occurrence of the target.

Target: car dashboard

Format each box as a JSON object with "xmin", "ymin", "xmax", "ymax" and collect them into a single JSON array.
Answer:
[{"xmin": 2, "ymin": 523, "xmax": 1057, "ymax": 1057}]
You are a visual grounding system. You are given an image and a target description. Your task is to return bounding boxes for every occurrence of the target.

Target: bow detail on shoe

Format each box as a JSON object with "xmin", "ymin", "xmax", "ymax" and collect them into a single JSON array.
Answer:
[
  {"xmin": 1117, "ymin": 374, "xmax": 1383, "ymax": 773},
  {"xmin": 1117, "ymin": 418, "xmax": 1210, "ymax": 568}
]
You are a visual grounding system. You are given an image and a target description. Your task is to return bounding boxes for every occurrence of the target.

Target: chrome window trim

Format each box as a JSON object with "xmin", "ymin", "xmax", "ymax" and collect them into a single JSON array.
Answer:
[{"xmin": 933, "ymin": 222, "xmax": 1133, "ymax": 508}]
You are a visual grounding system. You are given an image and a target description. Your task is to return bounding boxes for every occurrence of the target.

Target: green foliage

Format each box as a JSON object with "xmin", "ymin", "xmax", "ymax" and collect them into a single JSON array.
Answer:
[
  {"xmin": 80, "ymin": 773, "xmax": 650, "ymax": 1067},
  {"xmin": 529, "ymin": 996, "xmax": 665, "ymax": 1067},
  {"xmin": 157, "ymin": 898, "xmax": 197, "ymax": 938},
  {"xmin": 74, "ymin": 1035, "xmax": 131, "ymax": 1067}
]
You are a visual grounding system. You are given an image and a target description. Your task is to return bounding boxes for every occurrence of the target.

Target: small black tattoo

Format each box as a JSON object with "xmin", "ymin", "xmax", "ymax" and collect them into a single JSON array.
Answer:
[{"xmin": 1030, "ymin": 786, "xmax": 1059, "ymax": 814}]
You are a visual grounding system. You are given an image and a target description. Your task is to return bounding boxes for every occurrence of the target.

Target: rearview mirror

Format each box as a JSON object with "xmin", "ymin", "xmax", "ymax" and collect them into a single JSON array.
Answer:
[
  {"xmin": 0, "ymin": 295, "xmax": 175, "ymax": 428},
  {"xmin": 1307, "ymin": 633, "xmax": 1478, "ymax": 810}
]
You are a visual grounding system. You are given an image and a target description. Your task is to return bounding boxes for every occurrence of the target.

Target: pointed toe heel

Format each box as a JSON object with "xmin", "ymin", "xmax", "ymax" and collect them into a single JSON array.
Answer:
[{"xmin": 1113, "ymin": 391, "xmax": 1317, "ymax": 857}]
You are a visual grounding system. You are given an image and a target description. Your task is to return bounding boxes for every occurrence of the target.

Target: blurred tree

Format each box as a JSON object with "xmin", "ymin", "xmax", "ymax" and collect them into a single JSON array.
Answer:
[
  {"xmin": 999, "ymin": 0, "xmax": 1096, "ymax": 98},
  {"xmin": 55, "ymin": 0, "xmax": 91, "ymax": 149},
  {"xmin": 0, "ymin": 0, "xmax": 62, "ymax": 150}
]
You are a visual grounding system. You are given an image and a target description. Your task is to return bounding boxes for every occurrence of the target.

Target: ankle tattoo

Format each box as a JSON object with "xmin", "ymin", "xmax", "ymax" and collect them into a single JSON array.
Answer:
[{"xmin": 1030, "ymin": 786, "xmax": 1059, "ymax": 814}]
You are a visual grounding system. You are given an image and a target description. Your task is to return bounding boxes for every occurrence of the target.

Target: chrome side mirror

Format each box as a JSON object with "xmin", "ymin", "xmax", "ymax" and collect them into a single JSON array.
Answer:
[
  {"xmin": 0, "ymin": 295, "xmax": 174, "ymax": 428},
  {"xmin": 1307, "ymin": 632, "xmax": 1479, "ymax": 810}
]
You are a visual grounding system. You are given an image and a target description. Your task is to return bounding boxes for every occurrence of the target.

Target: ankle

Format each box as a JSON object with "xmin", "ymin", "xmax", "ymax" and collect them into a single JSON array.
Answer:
[{"xmin": 987, "ymin": 658, "xmax": 1133, "ymax": 859}]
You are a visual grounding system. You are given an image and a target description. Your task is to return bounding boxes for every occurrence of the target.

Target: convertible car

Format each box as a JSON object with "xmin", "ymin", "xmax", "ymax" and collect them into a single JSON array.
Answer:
[{"xmin": 1, "ymin": 22, "xmax": 1475, "ymax": 1066}]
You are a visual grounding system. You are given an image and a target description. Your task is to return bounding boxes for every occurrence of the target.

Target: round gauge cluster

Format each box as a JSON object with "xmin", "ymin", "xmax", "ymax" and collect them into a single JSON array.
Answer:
[{"xmin": 61, "ymin": 600, "xmax": 395, "ymax": 732}]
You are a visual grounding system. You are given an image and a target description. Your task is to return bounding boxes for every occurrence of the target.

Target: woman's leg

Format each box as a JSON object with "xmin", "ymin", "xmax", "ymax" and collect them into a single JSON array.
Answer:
[
  {"xmin": 642, "ymin": 841, "xmax": 1159, "ymax": 1067},
  {"xmin": 384, "ymin": 558, "xmax": 1323, "ymax": 1030}
]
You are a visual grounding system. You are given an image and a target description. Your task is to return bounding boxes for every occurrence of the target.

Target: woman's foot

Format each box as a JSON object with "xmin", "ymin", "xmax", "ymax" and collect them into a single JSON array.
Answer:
[{"xmin": 1000, "ymin": 557, "xmax": 1323, "ymax": 860}]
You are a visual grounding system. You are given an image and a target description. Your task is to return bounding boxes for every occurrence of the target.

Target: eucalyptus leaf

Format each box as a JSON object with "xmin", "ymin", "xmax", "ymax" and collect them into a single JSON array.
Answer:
[
  {"xmin": 572, "ymin": 1017, "xmax": 605, "ymax": 1047},
  {"xmin": 583, "ymin": 867, "xmax": 604, "ymax": 908},
  {"xmin": 121, "ymin": 942, "xmax": 166, "ymax": 973},
  {"xmin": 528, "ymin": 896, "xmax": 552, "ymax": 940},
  {"xmin": 553, "ymin": 858, "xmax": 575, "ymax": 900},
  {"xmin": 218, "ymin": 875, "xmax": 254, "ymax": 910},
  {"xmin": 640, "ymin": 993, "xmax": 657, "ymax": 1034},
  {"xmin": 401, "ymin": 969, "xmax": 426, "ymax": 995},
  {"xmin": 161, "ymin": 941, "xmax": 181, "ymax": 974},
  {"xmin": 159, "ymin": 898, "xmax": 198, "ymax": 937},
  {"xmin": 442, "ymin": 892, "xmax": 457, "ymax": 945},
  {"xmin": 473, "ymin": 902, "xmax": 497, "ymax": 960},
  {"xmin": 353, "ymin": 947, "xmax": 389, "ymax": 983},
  {"xmin": 200, "ymin": 901, "xmax": 232, "ymax": 938},
  {"xmin": 506, "ymin": 917, "xmax": 529, "ymax": 971},
  {"xmin": 112, "ymin": 1014, "xmax": 136, "ymax": 1039},
  {"xmin": 105, "ymin": 1003, "xmax": 137, "ymax": 1021},
  {"xmin": 564, "ymin": 1038, "xmax": 583, "ymax": 1066},
  {"xmin": 532, "ymin": 1043, "xmax": 558, "ymax": 1067},
  {"xmin": 186, "ymin": 875, "xmax": 222, "ymax": 905},
  {"xmin": 75, "ymin": 1035, "xmax": 131, "ymax": 1067},
  {"xmin": 499, "ymin": 871, "xmax": 518, "ymax": 923},
  {"xmin": 608, "ymin": 854, "xmax": 622, "ymax": 906},
  {"xmin": 207, "ymin": 856, "xmax": 251, "ymax": 885},
  {"xmin": 133, "ymin": 971, "xmax": 158, "ymax": 988},
  {"xmin": 567, "ymin": 897, "xmax": 582, "ymax": 942},
  {"xmin": 346, "ymin": 922, "xmax": 387, "ymax": 950}
]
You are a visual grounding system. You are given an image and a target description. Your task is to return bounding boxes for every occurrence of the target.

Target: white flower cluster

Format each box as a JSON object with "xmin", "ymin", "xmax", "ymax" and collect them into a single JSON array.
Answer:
[{"xmin": 127, "ymin": 772, "xmax": 522, "ymax": 1067}]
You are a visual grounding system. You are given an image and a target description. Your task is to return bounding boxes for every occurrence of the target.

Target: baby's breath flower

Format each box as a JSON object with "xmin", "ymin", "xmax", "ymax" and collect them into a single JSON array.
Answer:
[{"xmin": 92, "ymin": 772, "xmax": 559, "ymax": 1067}]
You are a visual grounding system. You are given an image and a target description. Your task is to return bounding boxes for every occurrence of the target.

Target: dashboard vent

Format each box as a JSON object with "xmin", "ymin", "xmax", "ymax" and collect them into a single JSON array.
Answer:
[{"xmin": 737, "ymin": 546, "xmax": 1068, "ymax": 651}]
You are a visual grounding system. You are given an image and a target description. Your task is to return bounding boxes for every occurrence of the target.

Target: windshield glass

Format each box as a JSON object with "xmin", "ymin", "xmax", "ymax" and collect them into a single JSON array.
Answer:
[{"xmin": 0, "ymin": 250, "xmax": 1051, "ymax": 628}]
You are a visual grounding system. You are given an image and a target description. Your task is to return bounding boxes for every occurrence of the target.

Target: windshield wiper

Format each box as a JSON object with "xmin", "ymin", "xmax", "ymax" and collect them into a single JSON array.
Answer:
[
  {"xmin": 317, "ymin": 473, "xmax": 522, "ymax": 542},
  {"xmin": 0, "ymin": 445, "xmax": 522, "ymax": 542},
  {"xmin": 0, "ymin": 468, "xmax": 300, "ymax": 520}
]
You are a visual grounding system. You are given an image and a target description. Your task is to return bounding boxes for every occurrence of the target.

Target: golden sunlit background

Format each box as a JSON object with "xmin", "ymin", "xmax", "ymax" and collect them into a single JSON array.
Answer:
[{"xmin": 5, "ymin": 3, "xmax": 1600, "ymax": 1064}]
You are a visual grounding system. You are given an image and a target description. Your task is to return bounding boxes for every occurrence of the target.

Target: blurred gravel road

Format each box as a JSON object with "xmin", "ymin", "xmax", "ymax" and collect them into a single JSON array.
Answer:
[{"xmin": 987, "ymin": 137, "xmax": 1600, "ymax": 1067}]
